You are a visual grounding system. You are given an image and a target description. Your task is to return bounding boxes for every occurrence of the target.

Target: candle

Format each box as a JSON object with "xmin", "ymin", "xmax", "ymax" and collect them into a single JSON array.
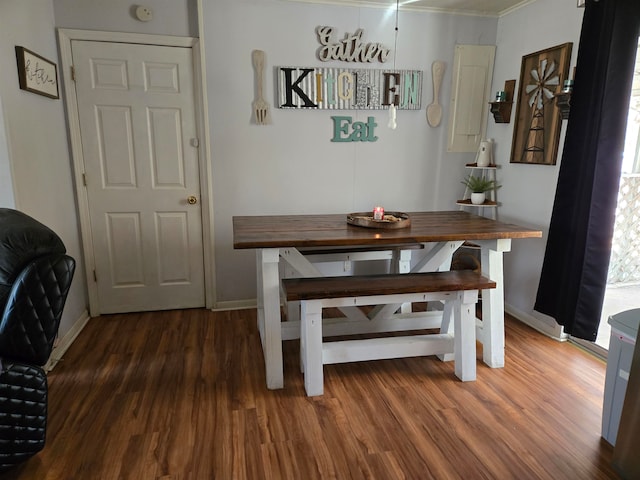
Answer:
[
  {"xmin": 562, "ymin": 79, "xmax": 574, "ymax": 93},
  {"xmin": 373, "ymin": 206, "xmax": 384, "ymax": 220}
]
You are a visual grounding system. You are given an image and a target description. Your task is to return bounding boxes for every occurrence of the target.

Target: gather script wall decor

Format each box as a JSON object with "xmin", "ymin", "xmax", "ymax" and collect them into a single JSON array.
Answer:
[
  {"xmin": 316, "ymin": 26, "xmax": 391, "ymax": 63},
  {"xmin": 510, "ymin": 43, "xmax": 572, "ymax": 165},
  {"xmin": 15, "ymin": 46, "xmax": 59, "ymax": 99}
]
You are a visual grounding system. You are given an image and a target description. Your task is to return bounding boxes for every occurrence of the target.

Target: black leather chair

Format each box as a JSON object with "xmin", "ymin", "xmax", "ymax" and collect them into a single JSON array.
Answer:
[{"xmin": 0, "ymin": 208, "xmax": 75, "ymax": 472}]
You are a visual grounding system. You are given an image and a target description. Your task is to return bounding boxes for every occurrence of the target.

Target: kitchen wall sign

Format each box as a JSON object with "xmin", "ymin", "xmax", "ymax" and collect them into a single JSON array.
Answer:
[{"xmin": 276, "ymin": 67, "xmax": 422, "ymax": 110}]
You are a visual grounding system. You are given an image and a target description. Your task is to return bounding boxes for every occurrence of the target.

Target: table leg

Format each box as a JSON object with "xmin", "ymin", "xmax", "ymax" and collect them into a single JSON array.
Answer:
[
  {"xmin": 257, "ymin": 248, "xmax": 284, "ymax": 389},
  {"xmin": 394, "ymin": 247, "xmax": 413, "ymax": 313},
  {"xmin": 479, "ymin": 239, "xmax": 511, "ymax": 368}
]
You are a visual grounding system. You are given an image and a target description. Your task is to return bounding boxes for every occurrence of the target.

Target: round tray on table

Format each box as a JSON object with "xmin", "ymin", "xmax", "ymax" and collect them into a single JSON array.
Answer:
[{"xmin": 346, "ymin": 212, "xmax": 411, "ymax": 229}]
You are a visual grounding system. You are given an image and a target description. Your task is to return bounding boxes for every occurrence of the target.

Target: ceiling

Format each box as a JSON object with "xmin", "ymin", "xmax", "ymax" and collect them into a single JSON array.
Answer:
[{"xmin": 283, "ymin": 0, "xmax": 538, "ymax": 16}]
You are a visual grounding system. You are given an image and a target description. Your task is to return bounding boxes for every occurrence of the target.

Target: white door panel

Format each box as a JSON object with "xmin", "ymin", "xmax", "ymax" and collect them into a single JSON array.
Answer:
[
  {"xmin": 447, "ymin": 44, "xmax": 496, "ymax": 153},
  {"xmin": 105, "ymin": 212, "xmax": 144, "ymax": 287},
  {"xmin": 73, "ymin": 40, "xmax": 204, "ymax": 313}
]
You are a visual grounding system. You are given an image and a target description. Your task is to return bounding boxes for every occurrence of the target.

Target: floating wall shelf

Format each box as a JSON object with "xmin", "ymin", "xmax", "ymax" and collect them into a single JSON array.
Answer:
[
  {"xmin": 555, "ymin": 92, "xmax": 571, "ymax": 120},
  {"xmin": 489, "ymin": 79, "xmax": 516, "ymax": 123}
]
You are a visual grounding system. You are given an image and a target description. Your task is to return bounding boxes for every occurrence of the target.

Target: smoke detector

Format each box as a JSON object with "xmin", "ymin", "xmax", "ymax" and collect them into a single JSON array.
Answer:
[{"xmin": 135, "ymin": 5, "xmax": 153, "ymax": 22}]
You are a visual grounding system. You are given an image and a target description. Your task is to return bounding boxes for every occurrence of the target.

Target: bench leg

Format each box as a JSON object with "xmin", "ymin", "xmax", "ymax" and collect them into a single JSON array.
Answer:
[
  {"xmin": 454, "ymin": 292, "xmax": 478, "ymax": 382},
  {"xmin": 301, "ymin": 300, "xmax": 324, "ymax": 396},
  {"xmin": 437, "ymin": 299, "xmax": 455, "ymax": 362}
]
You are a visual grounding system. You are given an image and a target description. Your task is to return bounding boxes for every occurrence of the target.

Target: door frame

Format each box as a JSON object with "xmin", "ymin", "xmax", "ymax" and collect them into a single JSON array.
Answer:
[{"xmin": 58, "ymin": 28, "xmax": 216, "ymax": 316}]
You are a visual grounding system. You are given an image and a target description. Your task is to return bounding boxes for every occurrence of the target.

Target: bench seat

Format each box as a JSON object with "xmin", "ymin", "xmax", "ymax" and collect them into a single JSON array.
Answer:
[{"xmin": 282, "ymin": 270, "xmax": 496, "ymax": 396}]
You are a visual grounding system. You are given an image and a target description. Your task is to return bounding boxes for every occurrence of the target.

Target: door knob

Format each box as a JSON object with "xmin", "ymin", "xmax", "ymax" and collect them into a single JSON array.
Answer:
[{"xmin": 187, "ymin": 195, "xmax": 198, "ymax": 205}]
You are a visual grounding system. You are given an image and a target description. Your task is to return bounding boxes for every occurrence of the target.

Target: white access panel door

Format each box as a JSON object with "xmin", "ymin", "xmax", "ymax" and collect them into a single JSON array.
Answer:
[
  {"xmin": 447, "ymin": 45, "xmax": 496, "ymax": 153},
  {"xmin": 72, "ymin": 41, "xmax": 204, "ymax": 313}
]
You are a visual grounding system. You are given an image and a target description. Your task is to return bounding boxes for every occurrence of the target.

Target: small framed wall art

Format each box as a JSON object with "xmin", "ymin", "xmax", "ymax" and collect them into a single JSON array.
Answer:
[
  {"xmin": 510, "ymin": 42, "xmax": 572, "ymax": 165},
  {"xmin": 15, "ymin": 46, "xmax": 59, "ymax": 99}
]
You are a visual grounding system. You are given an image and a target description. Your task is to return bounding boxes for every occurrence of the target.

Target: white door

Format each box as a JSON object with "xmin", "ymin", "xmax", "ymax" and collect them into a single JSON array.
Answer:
[
  {"xmin": 447, "ymin": 44, "xmax": 496, "ymax": 152},
  {"xmin": 72, "ymin": 40, "xmax": 204, "ymax": 313}
]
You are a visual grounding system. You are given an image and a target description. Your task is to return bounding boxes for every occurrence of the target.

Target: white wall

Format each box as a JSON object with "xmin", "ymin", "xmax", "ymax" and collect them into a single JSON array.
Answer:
[
  {"xmin": 53, "ymin": 0, "xmax": 198, "ymax": 37},
  {"xmin": 488, "ymin": 0, "xmax": 584, "ymax": 330},
  {"xmin": 0, "ymin": 0, "xmax": 87, "ymax": 337},
  {"xmin": 0, "ymin": 97, "xmax": 15, "ymax": 208},
  {"xmin": 203, "ymin": 0, "xmax": 498, "ymax": 302},
  {"xmin": 1, "ymin": 0, "xmax": 587, "ymax": 338}
]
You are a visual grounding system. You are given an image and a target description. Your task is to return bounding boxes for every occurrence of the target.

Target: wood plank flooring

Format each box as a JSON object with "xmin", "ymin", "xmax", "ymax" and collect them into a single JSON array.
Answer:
[{"xmin": 1, "ymin": 308, "xmax": 621, "ymax": 479}]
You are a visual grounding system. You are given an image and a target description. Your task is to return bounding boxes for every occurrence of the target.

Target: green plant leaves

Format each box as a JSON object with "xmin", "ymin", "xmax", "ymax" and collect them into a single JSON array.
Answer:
[{"xmin": 461, "ymin": 174, "xmax": 501, "ymax": 193}]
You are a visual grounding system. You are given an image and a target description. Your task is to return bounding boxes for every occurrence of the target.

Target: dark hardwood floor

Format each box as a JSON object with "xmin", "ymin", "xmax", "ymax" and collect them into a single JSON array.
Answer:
[{"xmin": 1, "ymin": 308, "xmax": 621, "ymax": 479}]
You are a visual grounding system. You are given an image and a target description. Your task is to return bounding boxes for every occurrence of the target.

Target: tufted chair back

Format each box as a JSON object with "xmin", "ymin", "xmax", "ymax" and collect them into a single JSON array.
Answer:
[
  {"xmin": 0, "ymin": 253, "xmax": 75, "ymax": 365},
  {"xmin": 0, "ymin": 208, "xmax": 75, "ymax": 472},
  {"xmin": 0, "ymin": 209, "xmax": 75, "ymax": 365}
]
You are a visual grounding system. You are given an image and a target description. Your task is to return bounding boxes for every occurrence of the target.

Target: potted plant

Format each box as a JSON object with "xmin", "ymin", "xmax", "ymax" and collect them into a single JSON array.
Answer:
[{"xmin": 461, "ymin": 174, "xmax": 501, "ymax": 205}]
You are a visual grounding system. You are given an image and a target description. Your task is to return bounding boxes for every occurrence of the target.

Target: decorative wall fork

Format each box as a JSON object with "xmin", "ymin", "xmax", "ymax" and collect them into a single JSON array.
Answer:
[{"xmin": 252, "ymin": 50, "xmax": 271, "ymax": 125}]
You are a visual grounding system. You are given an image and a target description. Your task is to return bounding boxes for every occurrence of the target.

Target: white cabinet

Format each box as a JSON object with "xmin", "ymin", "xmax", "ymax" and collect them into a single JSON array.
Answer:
[{"xmin": 447, "ymin": 45, "xmax": 496, "ymax": 153}]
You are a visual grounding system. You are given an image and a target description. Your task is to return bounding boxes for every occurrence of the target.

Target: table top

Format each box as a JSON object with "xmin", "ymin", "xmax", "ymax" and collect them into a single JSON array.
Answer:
[{"xmin": 233, "ymin": 211, "xmax": 542, "ymax": 249}]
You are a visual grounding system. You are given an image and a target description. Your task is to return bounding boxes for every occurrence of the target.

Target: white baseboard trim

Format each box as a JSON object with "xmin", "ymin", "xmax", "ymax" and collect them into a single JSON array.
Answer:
[
  {"xmin": 212, "ymin": 299, "xmax": 257, "ymax": 311},
  {"xmin": 505, "ymin": 303, "xmax": 567, "ymax": 342},
  {"xmin": 45, "ymin": 310, "xmax": 91, "ymax": 372}
]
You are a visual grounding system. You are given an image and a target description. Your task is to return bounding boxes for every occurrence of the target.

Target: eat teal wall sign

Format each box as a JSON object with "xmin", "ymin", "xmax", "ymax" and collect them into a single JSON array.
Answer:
[{"xmin": 331, "ymin": 116, "xmax": 378, "ymax": 142}]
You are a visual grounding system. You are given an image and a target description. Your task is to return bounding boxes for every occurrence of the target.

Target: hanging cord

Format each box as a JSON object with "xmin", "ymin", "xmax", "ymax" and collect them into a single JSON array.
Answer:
[
  {"xmin": 393, "ymin": 0, "xmax": 399, "ymax": 71},
  {"xmin": 388, "ymin": 0, "xmax": 399, "ymax": 129}
]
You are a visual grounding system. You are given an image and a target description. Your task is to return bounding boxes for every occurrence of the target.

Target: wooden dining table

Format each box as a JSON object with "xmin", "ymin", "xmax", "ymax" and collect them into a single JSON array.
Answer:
[{"xmin": 233, "ymin": 210, "xmax": 542, "ymax": 390}]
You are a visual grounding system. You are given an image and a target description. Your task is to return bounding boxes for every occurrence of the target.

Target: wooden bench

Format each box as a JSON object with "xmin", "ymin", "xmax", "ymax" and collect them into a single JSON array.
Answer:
[{"xmin": 282, "ymin": 270, "xmax": 496, "ymax": 396}]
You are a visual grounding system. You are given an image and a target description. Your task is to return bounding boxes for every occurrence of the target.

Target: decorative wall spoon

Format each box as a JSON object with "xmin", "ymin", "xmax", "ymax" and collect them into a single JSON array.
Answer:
[{"xmin": 427, "ymin": 60, "xmax": 445, "ymax": 127}]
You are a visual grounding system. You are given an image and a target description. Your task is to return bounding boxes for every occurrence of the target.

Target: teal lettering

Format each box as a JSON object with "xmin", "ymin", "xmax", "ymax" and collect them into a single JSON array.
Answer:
[
  {"xmin": 366, "ymin": 117, "xmax": 378, "ymax": 141},
  {"xmin": 401, "ymin": 72, "xmax": 420, "ymax": 108},
  {"xmin": 331, "ymin": 116, "xmax": 352, "ymax": 142},
  {"xmin": 330, "ymin": 116, "xmax": 377, "ymax": 142},
  {"xmin": 351, "ymin": 121, "xmax": 366, "ymax": 141},
  {"xmin": 326, "ymin": 74, "xmax": 336, "ymax": 105}
]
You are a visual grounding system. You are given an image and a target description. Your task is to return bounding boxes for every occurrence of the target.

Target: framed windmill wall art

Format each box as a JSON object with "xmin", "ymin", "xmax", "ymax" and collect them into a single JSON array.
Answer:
[{"xmin": 510, "ymin": 43, "xmax": 572, "ymax": 165}]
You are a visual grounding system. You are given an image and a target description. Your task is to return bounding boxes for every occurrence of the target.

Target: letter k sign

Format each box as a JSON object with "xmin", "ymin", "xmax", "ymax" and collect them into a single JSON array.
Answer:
[{"xmin": 280, "ymin": 68, "xmax": 318, "ymax": 108}]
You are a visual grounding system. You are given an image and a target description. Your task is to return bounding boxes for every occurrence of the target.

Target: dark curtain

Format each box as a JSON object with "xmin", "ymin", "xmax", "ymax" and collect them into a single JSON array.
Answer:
[{"xmin": 534, "ymin": 0, "xmax": 640, "ymax": 340}]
